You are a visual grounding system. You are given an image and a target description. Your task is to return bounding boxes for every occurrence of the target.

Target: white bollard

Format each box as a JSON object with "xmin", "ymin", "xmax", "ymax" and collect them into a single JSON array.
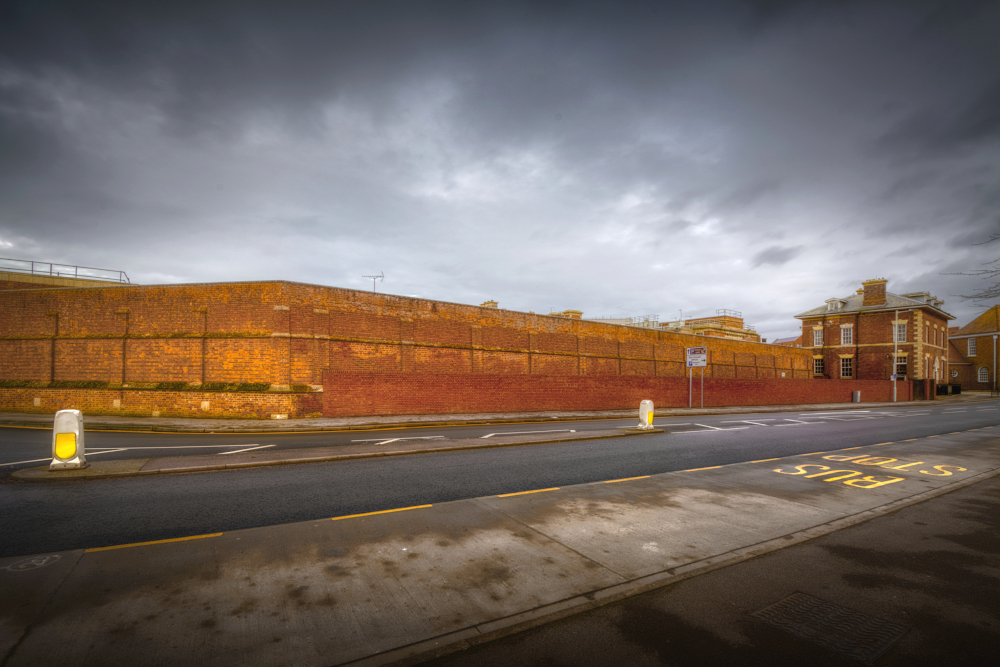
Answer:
[
  {"xmin": 50, "ymin": 409, "xmax": 88, "ymax": 470},
  {"xmin": 637, "ymin": 400, "xmax": 654, "ymax": 430}
]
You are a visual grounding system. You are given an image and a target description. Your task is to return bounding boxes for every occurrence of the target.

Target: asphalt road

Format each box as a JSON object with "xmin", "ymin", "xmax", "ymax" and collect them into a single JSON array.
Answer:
[{"xmin": 1, "ymin": 404, "xmax": 998, "ymax": 559}]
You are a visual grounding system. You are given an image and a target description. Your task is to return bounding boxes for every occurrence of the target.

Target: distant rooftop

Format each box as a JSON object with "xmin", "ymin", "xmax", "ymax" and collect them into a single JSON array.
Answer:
[{"xmin": 0, "ymin": 257, "xmax": 130, "ymax": 283}]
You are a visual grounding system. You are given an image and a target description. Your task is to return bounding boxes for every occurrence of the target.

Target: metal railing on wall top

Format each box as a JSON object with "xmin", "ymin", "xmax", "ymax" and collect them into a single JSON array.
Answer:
[{"xmin": 0, "ymin": 258, "xmax": 130, "ymax": 283}]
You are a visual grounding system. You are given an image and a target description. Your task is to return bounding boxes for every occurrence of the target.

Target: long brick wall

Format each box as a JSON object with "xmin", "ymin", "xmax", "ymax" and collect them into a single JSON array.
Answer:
[
  {"xmin": 1, "ymin": 280, "xmax": 822, "ymax": 417},
  {"xmin": 323, "ymin": 373, "xmax": 908, "ymax": 416}
]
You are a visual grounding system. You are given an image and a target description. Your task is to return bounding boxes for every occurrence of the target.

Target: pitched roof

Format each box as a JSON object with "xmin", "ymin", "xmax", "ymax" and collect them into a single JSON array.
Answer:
[
  {"xmin": 772, "ymin": 336, "xmax": 800, "ymax": 344},
  {"xmin": 955, "ymin": 305, "xmax": 1000, "ymax": 336},
  {"xmin": 948, "ymin": 340, "xmax": 971, "ymax": 365},
  {"xmin": 795, "ymin": 291, "xmax": 953, "ymax": 320}
]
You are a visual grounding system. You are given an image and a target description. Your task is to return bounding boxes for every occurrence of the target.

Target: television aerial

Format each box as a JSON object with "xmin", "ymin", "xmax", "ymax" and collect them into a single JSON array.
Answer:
[{"xmin": 362, "ymin": 271, "xmax": 384, "ymax": 292}]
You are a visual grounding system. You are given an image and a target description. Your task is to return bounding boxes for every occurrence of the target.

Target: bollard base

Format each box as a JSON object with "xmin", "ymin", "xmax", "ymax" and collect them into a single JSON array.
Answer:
[{"xmin": 49, "ymin": 460, "xmax": 90, "ymax": 471}]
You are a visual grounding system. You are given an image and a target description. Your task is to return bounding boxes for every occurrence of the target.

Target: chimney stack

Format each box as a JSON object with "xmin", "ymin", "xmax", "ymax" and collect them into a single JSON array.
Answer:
[{"xmin": 861, "ymin": 278, "xmax": 887, "ymax": 307}]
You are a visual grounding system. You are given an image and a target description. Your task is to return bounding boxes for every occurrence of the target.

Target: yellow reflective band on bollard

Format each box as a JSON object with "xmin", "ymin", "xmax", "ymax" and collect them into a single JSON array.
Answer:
[
  {"xmin": 55, "ymin": 433, "xmax": 77, "ymax": 459},
  {"xmin": 649, "ymin": 413, "xmax": 654, "ymax": 425}
]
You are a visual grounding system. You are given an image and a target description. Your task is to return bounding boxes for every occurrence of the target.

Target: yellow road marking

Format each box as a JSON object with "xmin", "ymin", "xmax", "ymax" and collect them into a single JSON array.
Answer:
[
  {"xmin": 927, "ymin": 435, "xmax": 940, "ymax": 438},
  {"xmin": 86, "ymin": 533, "xmax": 222, "ymax": 552},
  {"xmin": 801, "ymin": 452, "xmax": 826, "ymax": 456},
  {"xmin": 603, "ymin": 476, "xmax": 650, "ymax": 483},
  {"xmin": 683, "ymin": 466, "xmax": 721, "ymax": 472},
  {"xmin": 873, "ymin": 442, "xmax": 893, "ymax": 446},
  {"xmin": 841, "ymin": 446, "xmax": 863, "ymax": 450},
  {"xmin": 498, "ymin": 487, "xmax": 560, "ymax": 497},
  {"xmin": 902, "ymin": 438, "xmax": 918, "ymax": 441},
  {"xmin": 332, "ymin": 505, "xmax": 432, "ymax": 520},
  {"xmin": 751, "ymin": 458, "xmax": 779, "ymax": 463}
]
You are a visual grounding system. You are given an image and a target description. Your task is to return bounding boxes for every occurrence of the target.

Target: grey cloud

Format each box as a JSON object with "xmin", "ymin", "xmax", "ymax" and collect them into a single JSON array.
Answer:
[
  {"xmin": 875, "ymin": 79, "xmax": 1000, "ymax": 158},
  {"xmin": 715, "ymin": 179, "xmax": 780, "ymax": 211},
  {"xmin": 1, "ymin": 0, "xmax": 999, "ymax": 342},
  {"xmin": 752, "ymin": 245, "xmax": 803, "ymax": 267}
]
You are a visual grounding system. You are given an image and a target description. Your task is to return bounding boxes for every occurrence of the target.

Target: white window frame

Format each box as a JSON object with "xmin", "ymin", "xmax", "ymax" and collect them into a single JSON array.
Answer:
[
  {"xmin": 968, "ymin": 338, "xmax": 977, "ymax": 356},
  {"xmin": 841, "ymin": 327, "xmax": 852, "ymax": 345},
  {"xmin": 894, "ymin": 324, "xmax": 906, "ymax": 343},
  {"xmin": 813, "ymin": 329, "xmax": 823, "ymax": 346},
  {"xmin": 813, "ymin": 358, "xmax": 824, "ymax": 375},
  {"xmin": 895, "ymin": 356, "xmax": 907, "ymax": 377},
  {"xmin": 979, "ymin": 367, "xmax": 989, "ymax": 383},
  {"xmin": 840, "ymin": 357, "xmax": 853, "ymax": 378}
]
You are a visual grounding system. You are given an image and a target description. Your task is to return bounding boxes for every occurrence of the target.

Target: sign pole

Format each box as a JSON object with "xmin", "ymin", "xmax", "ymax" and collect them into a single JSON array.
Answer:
[{"xmin": 685, "ymin": 346, "xmax": 707, "ymax": 409}]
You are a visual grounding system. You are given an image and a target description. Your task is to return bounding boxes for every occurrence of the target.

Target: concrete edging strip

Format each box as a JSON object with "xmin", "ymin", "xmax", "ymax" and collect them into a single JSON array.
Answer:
[{"xmin": 10, "ymin": 430, "xmax": 665, "ymax": 482}]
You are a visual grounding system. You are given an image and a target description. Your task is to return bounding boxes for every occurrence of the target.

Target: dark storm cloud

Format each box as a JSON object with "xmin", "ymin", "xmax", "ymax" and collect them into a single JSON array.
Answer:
[
  {"xmin": 876, "ymin": 79, "xmax": 1000, "ymax": 157},
  {"xmin": 1, "ymin": 0, "xmax": 999, "ymax": 339}
]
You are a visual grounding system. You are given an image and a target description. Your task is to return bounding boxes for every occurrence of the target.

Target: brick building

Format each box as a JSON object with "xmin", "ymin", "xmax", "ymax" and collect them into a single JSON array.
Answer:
[
  {"xmin": 0, "ymin": 268, "xmax": 909, "ymax": 418},
  {"xmin": 947, "ymin": 305, "xmax": 1000, "ymax": 391},
  {"xmin": 658, "ymin": 310, "xmax": 761, "ymax": 342},
  {"xmin": 795, "ymin": 279, "xmax": 953, "ymax": 386},
  {"xmin": 773, "ymin": 335, "xmax": 802, "ymax": 348}
]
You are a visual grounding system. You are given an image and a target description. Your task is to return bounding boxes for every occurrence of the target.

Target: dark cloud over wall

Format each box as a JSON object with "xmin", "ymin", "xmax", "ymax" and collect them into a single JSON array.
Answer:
[{"xmin": 1, "ymin": 0, "xmax": 998, "ymax": 339}]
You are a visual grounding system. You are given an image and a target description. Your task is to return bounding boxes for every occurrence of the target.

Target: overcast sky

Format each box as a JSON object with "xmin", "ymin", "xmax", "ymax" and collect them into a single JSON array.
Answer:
[{"xmin": 2, "ymin": 0, "xmax": 998, "ymax": 340}]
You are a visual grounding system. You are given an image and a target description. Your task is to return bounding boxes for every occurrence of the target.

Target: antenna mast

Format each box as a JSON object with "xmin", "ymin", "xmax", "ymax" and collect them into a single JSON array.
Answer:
[{"xmin": 362, "ymin": 271, "xmax": 384, "ymax": 292}]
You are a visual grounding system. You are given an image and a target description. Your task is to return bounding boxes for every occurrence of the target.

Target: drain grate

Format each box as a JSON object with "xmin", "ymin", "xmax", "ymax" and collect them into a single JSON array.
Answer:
[{"xmin": 751, "ymin": 592, "xmax": 908, "ymax": 664}]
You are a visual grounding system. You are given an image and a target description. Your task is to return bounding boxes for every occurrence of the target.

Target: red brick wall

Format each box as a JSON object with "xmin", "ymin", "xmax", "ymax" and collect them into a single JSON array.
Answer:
[
  {"xmin": 2, "ymin": 280, "xmax": 820, "ymax": 417},
  {"xmin": 0, "ymin": 387, "xmax": 320, "ymax": 418},
  {"xmin": 323, "ymin": 373, "xmax": 909, "ymax": 417}
]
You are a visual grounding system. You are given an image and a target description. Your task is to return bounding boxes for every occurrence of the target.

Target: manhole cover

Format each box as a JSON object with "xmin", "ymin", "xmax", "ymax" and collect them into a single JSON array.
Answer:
[
  {"xmin": 752, "ymin": 591, "xmax": 907, "ymax": 664},
  {"xmin": 4, "ymin": 554, "xmax": 62, "ymax": 572}
]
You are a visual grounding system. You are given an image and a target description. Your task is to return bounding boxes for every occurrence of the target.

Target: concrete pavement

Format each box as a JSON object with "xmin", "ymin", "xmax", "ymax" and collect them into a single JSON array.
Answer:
[
  {"xmin": 2, "ymin": 426, "xmax": 998, "ymax": 666},
  {"xmin": 0, "ymin": 393, "xmax": 990, "ymax": 434}
]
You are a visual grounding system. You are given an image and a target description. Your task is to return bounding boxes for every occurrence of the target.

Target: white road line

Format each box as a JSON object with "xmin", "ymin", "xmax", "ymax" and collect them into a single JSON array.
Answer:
[
  {"xmin": 800, "ymin": 411, "xmax": 870, "ymax": 415},
  {"xmin": 977, "ymin": 408, "xmax": 998, "ymax": 411},
  {"xmin": 219, "ymin": 444, "xmax": 275, "ymax": 455},
  {"xmin": 87, "ymin": 445, "xmax": 262, "ymax": 450},
  {"xmin": 87, "ymin": 449, "xmax": 128, "ymax": 455},
  {"xmin": 720, "ymin": 419, "xmax": 775, "ymax": 425},
  {"xmin": 352, "ymin": 436, "xmax": 446, "ymax": 445},
  {"xmin": 677, "ymin": 427, "xmax": 750, "ymax": 433},
  {"xmin": 480, "ymin": 430, "xmax": 576, "ymax": 439},
  {"xmin": 0, "ymin": 457, "xmax": 51, "ymax": 467},
  {"xmin": 692, "ymin": 424, "xmax": 751, "ymax": 431}
]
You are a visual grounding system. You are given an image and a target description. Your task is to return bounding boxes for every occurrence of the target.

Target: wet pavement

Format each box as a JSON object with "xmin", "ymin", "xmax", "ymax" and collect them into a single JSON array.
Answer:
[
  {"xmin": 2, "ymin": 427, "xmax": 997, "ymax": 666},
  {"xmin": 427, "ymin": 472, "xmax": 1000, "ymax": 667}
]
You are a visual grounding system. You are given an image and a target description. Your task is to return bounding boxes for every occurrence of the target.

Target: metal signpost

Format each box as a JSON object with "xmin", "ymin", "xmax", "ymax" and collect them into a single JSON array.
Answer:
[{"xmin": 686, "ymin": 346, "xmax": 707, "ymax": 408}]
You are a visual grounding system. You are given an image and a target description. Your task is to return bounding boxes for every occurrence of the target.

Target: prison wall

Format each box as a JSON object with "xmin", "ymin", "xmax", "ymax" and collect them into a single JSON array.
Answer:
[{"xmin": 0, "ymin": 280, "xmax": 850, "ymax": 418}]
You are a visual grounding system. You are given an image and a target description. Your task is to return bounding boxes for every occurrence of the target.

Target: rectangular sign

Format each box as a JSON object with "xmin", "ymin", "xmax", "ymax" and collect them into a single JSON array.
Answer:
[{"xmin": 686, "ymin": 346, "xmax": 708, "ymax": 367}]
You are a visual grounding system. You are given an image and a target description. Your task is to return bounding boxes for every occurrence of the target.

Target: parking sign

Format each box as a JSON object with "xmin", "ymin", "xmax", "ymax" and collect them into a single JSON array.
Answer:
[{"xmin": 686, "ymin": 346, "xmax": 707, "ymax": 367}]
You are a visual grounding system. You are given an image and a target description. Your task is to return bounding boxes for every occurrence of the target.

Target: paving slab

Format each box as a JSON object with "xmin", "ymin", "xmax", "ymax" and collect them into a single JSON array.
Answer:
[{"xmin": 2, "ymin": 428, "xmax": 999, "ymax": 667}]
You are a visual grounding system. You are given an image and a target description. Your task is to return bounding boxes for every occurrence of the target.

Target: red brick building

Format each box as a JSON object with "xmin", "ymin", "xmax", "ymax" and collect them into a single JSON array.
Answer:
[
  {"xmin": 947, "ymin": 305, "xmax": 1000, "ymax": 391},
  {"xmin": 773, "ymin": 335, "xmax": 802, "ymax": 348},
  {"xmin": 795, "ymin": 279, "xmax": 954, "ymax": 386}
]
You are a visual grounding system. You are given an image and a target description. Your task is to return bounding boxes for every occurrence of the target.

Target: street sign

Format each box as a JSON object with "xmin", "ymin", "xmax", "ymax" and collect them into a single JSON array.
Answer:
[{"xmin": 686, "ymin": 346, "xmax": 707, "ymax": 367}]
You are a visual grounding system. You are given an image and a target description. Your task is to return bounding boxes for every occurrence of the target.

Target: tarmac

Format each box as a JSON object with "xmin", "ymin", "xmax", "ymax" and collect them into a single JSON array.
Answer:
[{"xmin": 2, "ymin": 413, "xmax": 998, "ymax": 666}]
